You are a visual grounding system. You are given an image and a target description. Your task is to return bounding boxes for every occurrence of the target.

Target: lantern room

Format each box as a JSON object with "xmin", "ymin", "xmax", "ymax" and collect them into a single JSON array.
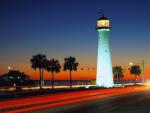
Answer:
[{"xmin": 97, "ymin": 14, "xmax": 110, "ymax": 29}]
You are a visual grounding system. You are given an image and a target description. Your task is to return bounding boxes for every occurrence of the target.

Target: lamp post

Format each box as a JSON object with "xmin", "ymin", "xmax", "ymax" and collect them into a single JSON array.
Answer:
[
  {"xmin": 128, "ymin": 62, "xmax": 133, "ymax": 83},
  {"xmin": 7, "ymin": 66, "xmax": 11, "ymax": 79},
  {"xmin": 142, "ymin": 60, "xmax": 145, "ymax": 84}
]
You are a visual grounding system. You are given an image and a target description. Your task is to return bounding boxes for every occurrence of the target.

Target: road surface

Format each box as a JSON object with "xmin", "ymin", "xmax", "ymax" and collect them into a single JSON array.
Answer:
[
  {"xmin": 35, "ymin": 89, "xmax": 150, "ymax": 113},
  {"xmin": 0, "ymin": 86, "xmax": 150, "ymax": 113}
]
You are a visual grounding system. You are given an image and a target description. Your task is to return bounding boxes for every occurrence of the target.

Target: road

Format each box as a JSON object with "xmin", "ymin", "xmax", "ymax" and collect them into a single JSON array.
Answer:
[
  {"xmin": 0, "ymin": 86, "xmax": 150, "ymax": 113},
  {"xmin": 36, "ymin": 88, "xmax": 150, "ymax": 113}
]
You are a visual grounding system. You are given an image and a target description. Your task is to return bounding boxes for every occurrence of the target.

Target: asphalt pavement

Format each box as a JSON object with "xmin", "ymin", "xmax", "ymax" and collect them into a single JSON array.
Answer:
[{"xmin": 34, "ymin": 90, "xmax": 150, "ymax": 113}]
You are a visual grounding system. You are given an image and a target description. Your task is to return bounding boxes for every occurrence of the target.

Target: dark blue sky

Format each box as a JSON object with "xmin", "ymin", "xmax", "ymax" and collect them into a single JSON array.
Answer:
[{"xmin": 0, "ymin": 0, "xmax": 150, "ymax": 74}]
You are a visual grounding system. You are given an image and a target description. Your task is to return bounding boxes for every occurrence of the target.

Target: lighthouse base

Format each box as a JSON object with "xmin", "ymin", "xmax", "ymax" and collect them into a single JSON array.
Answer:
[{"xmin": 96, "ymin": 79, "xmax": 114, "ymax": 88}]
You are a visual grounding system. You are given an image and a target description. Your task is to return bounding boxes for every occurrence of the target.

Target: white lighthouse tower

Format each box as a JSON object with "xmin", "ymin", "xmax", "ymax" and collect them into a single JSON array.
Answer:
[{"xmin": 96, "ymin": 14, "xmax": 114, "ymax": 87}]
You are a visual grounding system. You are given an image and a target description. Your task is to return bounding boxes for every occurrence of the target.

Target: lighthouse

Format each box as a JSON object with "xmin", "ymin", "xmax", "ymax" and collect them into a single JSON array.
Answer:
[{"xmin": 96, "ymin": 14, "xmax": 114, "ymax": 87}]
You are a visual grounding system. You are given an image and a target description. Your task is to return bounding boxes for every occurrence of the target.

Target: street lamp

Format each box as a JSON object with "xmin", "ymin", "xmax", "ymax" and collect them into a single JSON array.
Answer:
[
  {"xmin": 7, "ymin": 66, "xmax": 11, "ymax": 80},
  {"xmin": 129, "ymin": 62, "xmax": 133, "ymax": 66},
  {"xmin": 8, "ymin": 66, "xmax": 11, "ymax": 71},
  {"xmin": 142, "ymin": 60, "xmax": 145, "ymax": 84}
]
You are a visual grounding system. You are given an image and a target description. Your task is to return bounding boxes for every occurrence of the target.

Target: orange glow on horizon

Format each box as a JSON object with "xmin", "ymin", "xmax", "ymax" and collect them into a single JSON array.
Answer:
[{"xmin": 0, "ymin": 63, "xmax": 150, "ymax": 81}]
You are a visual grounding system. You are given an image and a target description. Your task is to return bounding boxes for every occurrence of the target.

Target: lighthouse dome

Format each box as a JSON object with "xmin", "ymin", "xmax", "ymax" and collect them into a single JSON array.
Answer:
[{"xmin": 99, "ymin": 15, "xmax": 108, "ymax": 20}]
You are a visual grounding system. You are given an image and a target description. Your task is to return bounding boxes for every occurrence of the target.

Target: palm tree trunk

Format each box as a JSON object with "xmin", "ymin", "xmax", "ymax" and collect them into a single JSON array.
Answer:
[
  {"xmin": 52, "ymin": 72, "xmax": 54, "ymax": 89},
  {"xmin": 41, "ymin": 68, "xmax": 44, "ymax": 86},
  {"xmin": 70, "ymin": 70, "xmax": 72, "ymax": 88},
  {"xmin": 117, "ymin": 74, "xmax": 119, "ymax": 83},
  {"xmin": 118, "ymin": 76, "xmax": 120, "ymax": 83},
  {"xmin": 39, "ymin": 69, "xmax": 42, "ymax": 89},
  {"xmin": 135, "ymin": 75, "xmax": 137, "ymax": 84}
]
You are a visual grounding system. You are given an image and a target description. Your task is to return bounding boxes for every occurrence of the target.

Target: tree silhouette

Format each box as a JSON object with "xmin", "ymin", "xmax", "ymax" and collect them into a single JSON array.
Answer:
[
  {"xmin": 63, "ymin": 56, "xmax": 79, "ymax": 88},
  {"xmin": 0, "ymin": 70, "xmax": 33, "ymax": 86},
  {"xmin": 30, "ymin": 54, "xmax": 46, "ymax": 89},
  {"xmin": 113, "ymin": 66, "xmax": 124, "ymax": 83},
  {"xmin": 130, "ymin": 65, "xmax": 141, "ymax": 84},
  {"xmin": 46, "ymin": 59, "xmax": 61, "ymax": 89}
]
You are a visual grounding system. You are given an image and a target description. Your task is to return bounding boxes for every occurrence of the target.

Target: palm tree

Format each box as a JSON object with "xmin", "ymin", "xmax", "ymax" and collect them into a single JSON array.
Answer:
[
  {"xmin": 130, "ymin": 65, "xmax": 141, "ymax": 84},
  {"xmin": 30, "ymin": 54, "xmax": 46, "ymax": 89},
  {"xmin": 63, "ymin": 56, "xmax": 79, "ymax": 88},
  {"xmin": 47, "ymin": 59, "xmax": 61, "ymax": 89},
  {"xmin": 113, "ymin": 66, "xmax": 124, "ymax": 83}
]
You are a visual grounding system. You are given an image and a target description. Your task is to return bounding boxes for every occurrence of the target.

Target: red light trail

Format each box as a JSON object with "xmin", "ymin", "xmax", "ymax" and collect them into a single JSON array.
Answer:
[{"xmin": 1, "ymin": 86, "xmax": 150, "ymax": 113}]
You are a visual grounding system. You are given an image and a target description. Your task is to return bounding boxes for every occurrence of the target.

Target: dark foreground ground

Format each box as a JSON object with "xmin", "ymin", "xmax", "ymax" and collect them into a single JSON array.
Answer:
[{"xmin": 34, "ymin": 90, "xmax": 150, "ymax": 113}]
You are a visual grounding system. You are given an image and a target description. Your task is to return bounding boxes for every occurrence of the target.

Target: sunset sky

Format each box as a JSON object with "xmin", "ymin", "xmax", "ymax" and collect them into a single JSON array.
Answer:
[{"xmin": 0, "ymin": 0, "xmax": 150, "ymax": 80}]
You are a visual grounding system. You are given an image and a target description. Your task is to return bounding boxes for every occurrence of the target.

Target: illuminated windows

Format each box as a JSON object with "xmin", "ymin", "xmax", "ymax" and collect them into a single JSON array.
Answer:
[{"xmin": 97, "ymin": 20, "xmax": 110, "ymax": 28}]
